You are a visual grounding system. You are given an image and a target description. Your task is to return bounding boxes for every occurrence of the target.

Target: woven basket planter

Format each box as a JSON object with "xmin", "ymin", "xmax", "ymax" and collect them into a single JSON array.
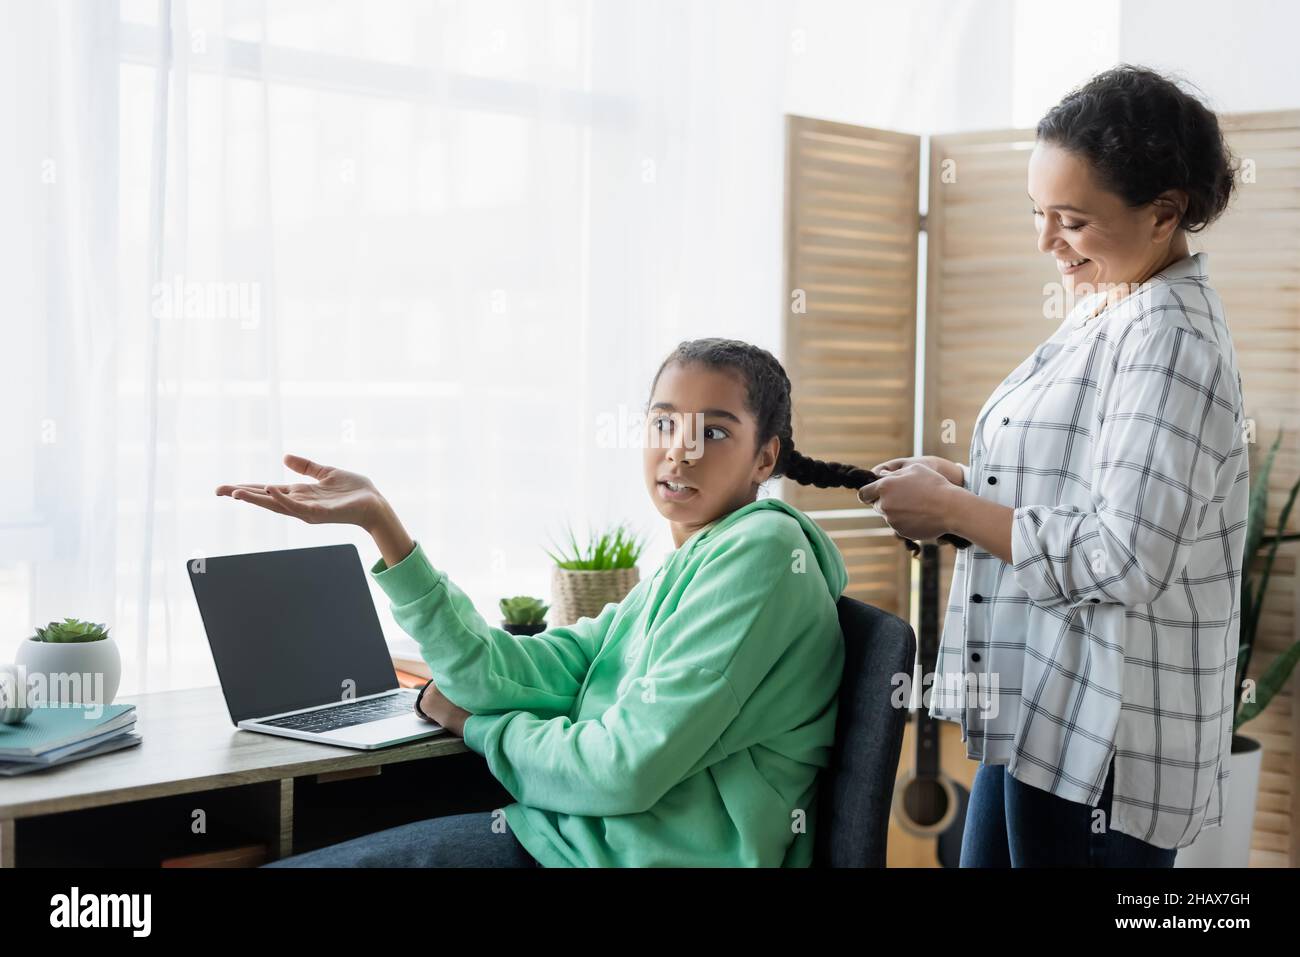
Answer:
[{"xmin": 549, "ymin": 566, "xmax": 640, "ymax": 626}]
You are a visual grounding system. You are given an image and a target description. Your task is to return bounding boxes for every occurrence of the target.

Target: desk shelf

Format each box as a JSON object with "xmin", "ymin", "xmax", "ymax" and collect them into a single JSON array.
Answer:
[{"xmin": 0, "ymin": 686, "xmax": 513, "ymax": 867}]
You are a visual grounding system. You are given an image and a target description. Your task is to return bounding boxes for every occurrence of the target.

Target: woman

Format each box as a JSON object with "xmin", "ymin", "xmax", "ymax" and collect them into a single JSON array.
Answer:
[{"xmin": 858, "ymin": 65, "xmax": 1247, "ymax": 867}]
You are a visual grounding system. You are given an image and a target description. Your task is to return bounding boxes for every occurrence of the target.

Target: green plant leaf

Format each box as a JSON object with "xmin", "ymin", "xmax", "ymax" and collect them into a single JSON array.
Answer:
[
  {"xmin": 1249, "ymin": 472, "xmax": 1300, "ymax": 633},
  {"xmin": 545, "ymin": 520, "xmax": 646, "ymax": 570},
  {"xmin": 1243, "ymin": 429, "xmax": 1281, "ymax": 580},
  {"xmin": 1236, "ymin": 638, "xmax": 1300, "ymax": 729},
  {"xmin": 1237, "ymin": 430, "xmax": 1278, "ymax": 721},
  {"xmin": 1234, "ymin": 426, "xmax": 1299, "ymax": 728}
]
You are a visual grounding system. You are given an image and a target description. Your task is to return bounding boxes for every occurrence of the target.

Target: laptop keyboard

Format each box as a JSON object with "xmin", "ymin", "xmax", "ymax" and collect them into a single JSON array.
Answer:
[{"xmin": 261, "ymin": 690, "xmax": 421, "ymax": 733}]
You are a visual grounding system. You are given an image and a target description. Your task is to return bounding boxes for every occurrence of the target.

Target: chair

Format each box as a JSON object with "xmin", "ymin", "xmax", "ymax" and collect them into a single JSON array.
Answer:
[{"xmin": 812, "ymin": 595, "xmax": 916, "ymax": 867}]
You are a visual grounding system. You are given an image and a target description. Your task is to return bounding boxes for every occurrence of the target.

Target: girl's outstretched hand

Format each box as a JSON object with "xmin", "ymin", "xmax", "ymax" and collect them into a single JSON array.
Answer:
[
  {"xmin": 216, "ymin": 453, "xmax": 389, "ymax": 532},
  {"xmin": 217, "ymin": 454, "xmax": 416, "ymax": 567}
]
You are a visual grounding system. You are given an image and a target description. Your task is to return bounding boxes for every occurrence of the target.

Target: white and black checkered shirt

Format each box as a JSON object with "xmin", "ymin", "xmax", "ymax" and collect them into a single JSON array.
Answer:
[{"xmin": 933, "ymin": 252, "xmax": 1249, "ymax": 850}]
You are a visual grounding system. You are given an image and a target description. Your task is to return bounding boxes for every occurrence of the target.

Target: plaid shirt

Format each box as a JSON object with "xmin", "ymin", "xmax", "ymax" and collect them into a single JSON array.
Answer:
[{"xmin": 932, "ymin": 252, "xmax": 1249, "ymax": 850}]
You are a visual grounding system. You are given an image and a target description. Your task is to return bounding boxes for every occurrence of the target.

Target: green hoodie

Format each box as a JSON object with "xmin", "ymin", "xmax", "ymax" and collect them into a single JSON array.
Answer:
[{"xmin": 369, "ymin": 497, "xmax": 848, "ymax": 867}]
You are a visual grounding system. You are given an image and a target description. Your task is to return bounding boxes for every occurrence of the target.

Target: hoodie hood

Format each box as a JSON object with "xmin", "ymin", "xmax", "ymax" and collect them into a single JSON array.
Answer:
[{"xmin": 680, "ymin": 497, "xmax": 848, "ymax": 600}]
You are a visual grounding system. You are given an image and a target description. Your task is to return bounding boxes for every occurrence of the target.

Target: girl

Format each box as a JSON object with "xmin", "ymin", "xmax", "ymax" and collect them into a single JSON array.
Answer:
[{"xmin": 219, "ymin": 338, "xmax": 884, "ymax": 867}]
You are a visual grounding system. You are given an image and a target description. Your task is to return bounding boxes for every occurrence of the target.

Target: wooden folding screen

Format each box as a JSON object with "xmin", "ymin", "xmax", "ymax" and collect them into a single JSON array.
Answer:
[
  {"xmin": 783, "ymin": 110, "xmax": 1300, "ymax": 866},
  {"xmin": 781, "ymin": 116, "xmax": 921, "ymax": 618}
]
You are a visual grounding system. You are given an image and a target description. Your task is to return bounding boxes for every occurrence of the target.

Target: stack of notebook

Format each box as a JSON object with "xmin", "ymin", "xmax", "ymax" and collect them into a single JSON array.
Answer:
[{"xmin": 0, "ymin": 702, "xmax": 141, "ymax": 776}]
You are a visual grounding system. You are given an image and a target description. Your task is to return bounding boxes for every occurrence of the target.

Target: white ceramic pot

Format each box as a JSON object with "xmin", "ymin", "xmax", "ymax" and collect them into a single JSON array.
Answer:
[
  {"xmin": 15, "ymin": 636, "xmax": 122, "ymax": 707},
  {"xmin": 1174, "ymin": 734, "xmax": 1262, "ymax": 868},
  {"xmin": 0, "ymin": 663, "xmax": 33, "ymax": 723}
]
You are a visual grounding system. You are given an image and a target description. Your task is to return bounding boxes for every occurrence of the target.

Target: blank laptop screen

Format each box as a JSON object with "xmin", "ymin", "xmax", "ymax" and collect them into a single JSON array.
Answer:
[{"xmin": 188, "ymin": 543, "xmax": 399, "ymax": 723}]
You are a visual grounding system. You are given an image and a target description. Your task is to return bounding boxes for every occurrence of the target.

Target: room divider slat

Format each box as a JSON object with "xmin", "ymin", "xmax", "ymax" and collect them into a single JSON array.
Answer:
[{"xmin": 781, "ymin": 115, "xmax": 921, "ymax": 618}]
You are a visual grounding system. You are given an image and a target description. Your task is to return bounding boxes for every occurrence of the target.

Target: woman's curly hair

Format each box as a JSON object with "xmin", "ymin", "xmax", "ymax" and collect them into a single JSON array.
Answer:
[{"xmin": 1036, "ymin": 64, "xmax": 1238, "ymax": 232}]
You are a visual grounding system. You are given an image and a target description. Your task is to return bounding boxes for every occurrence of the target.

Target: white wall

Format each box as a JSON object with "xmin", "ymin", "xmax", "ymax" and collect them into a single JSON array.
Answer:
[
  {"xmin": 783, "ymin": 0, "xmax": 1017, "ymax": 134},
  {"xmin": 1119, "ymin": 0, "xmax": 1300, "ymax": 114},
  {"xmin": 781, "ymin": 0, "xmax": 1299, "ymax": 136}
]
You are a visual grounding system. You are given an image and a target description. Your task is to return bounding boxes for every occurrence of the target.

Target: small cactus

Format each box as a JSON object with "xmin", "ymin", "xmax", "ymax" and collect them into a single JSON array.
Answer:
[
  {"xmin": 498, "ymin": 596, "xmax": 549, "ymax": 626},
  {"xmin": 32, "ymin": 617, "xmax": 111, "ymax": 643}
]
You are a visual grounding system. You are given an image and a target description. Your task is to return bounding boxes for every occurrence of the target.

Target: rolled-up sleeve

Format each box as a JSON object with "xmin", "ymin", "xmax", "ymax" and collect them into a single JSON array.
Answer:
[
  {"xmin": 958, "ymin": 462, "xmax": 972, "ymax": 491},
  {"xmin": 1011, "ymin": 322, "xmax": 1240, "ymax": 608}
]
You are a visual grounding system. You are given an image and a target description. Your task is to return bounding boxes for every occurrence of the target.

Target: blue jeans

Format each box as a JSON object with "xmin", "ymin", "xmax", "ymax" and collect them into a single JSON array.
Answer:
[
  {"xmin": 262, "ymin": 811, "xmax": 541, "ymax": 867},
  {"xmin": 959, "ymin": 756, "xmax": 1178, "ymax": 867}
]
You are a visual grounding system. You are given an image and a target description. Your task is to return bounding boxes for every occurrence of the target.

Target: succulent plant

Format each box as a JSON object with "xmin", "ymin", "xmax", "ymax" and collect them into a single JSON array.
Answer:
[
  {"xmin": 31, "ymin": 617, "xmax": 111, "ymax": 643},
  {"xmin": 499, "ymin": 596, "xmax": 549, "ymax": 626}
]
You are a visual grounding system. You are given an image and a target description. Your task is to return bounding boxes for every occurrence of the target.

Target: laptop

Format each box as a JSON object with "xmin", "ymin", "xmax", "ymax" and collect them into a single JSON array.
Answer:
[{"xmin": 188, "ymin": 543, "xmax": 445, "ymax": 750}]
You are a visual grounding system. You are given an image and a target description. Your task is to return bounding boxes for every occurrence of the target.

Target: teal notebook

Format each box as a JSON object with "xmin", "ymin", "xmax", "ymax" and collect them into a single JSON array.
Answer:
[
  {"xmin": 0, "ymin": 703, "xmax": 137, "ymax": 758},
  {"xmin": 0, "ymin": 731, "xmax": 143, "ymax": 775}
]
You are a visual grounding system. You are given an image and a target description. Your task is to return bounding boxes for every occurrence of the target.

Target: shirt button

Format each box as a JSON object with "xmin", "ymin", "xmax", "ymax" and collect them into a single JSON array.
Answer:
[
  {"xmin": 970, "ymin": 593, "xmax": 983, "ymax": 603},
  {"xmin": 970, "ymin": 652, "xmax": 981, "ymax": 662},
  {"xmin": 1090, "ymin": 598, "xmax": 1100, "ymax": 603},
  {"xmin": 1001, "ymin": 416, "xmax": 1010, "ymax": 425},
  {"xmin": 987, "ymin": 475, "xmax": 998, "ymax": 485}
]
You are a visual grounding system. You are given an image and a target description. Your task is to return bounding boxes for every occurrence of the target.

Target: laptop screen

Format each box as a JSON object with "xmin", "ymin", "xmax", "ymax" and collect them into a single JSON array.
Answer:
[{"xmin": 188, "ymin": 543, "xmax": 399, "ymax": 723}]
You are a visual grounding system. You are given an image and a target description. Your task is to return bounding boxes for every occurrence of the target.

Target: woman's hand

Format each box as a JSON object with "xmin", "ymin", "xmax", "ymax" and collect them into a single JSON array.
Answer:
[
  {"xmin": 216, "ymin": 453, "xmax": 416, "ymax": 567},
  {"xmin": 870, "ymin": 454, "xmax": 964, "ymax": 487},
  {"xmin": 857, "ymin": 462, "xmax": 962, "ymax": 542},
  {"xmin": 417, "ymin": 680, "xmax": 471, "ymax": 737}
]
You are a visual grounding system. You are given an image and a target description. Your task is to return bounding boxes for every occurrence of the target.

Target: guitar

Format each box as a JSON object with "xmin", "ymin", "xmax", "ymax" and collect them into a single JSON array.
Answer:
[{"xmin": 888, "ymin": 542, "xmax": 969, "ymax": 867}]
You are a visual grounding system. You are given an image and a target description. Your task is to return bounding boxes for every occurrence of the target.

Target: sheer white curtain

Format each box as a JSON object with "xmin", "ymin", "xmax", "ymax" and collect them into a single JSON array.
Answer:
[
  {"xmin": 1, "ymin": 1, "xmax": 121, "ymax": 675},
  {"xmin": 1, "ymin": 0, "xmax": 797, "ymax": 693},
  {"xmin": 5, "ymin": 0, "xmax": 1120, "ymax": 694},
  {"xmin": 7, "ymin": 1, "xmax": 1100, "ymax": 694}
]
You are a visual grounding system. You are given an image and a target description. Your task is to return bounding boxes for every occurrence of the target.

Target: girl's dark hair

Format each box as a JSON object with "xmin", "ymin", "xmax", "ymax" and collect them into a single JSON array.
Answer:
[
  {"xmin": 648, "ymin": 337, "xmax": 968, "ymax": 554},
  {"xmin": 649, "ymin": 337, "xmax": 867, "ymax": 491},
  {"xmin": 1036, "ymin": 65, "xmax": 1237, "ymax": 233}
]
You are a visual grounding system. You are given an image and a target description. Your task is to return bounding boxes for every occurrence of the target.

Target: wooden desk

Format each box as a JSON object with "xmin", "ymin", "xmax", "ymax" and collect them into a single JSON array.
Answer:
[{"xmin": 0, "ymin": 685, "xmax": 511, "ymax": 867}]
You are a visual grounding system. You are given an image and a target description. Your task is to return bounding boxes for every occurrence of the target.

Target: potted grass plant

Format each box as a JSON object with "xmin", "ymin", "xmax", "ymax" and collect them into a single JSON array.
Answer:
[
  {"xmin": 500, "ymin": 596, "xmax": 550, "ymax": 636},
  {"xmin": 1176, "ymin": 429, "xmax": 1300, "ymax": 868},
  {"xmin": 15, "ymin": 617, "xmax": 122, "ymax": 707},
  {"xmin": 546, "ymin": 523, "xmax": 646, "ymax": 626}
]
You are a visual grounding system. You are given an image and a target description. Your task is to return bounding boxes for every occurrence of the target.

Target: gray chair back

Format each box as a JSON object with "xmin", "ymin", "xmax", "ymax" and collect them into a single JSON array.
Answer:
[{"xmin": 813, "ymin": 595, "xmax": 916, "ymax": 867}]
